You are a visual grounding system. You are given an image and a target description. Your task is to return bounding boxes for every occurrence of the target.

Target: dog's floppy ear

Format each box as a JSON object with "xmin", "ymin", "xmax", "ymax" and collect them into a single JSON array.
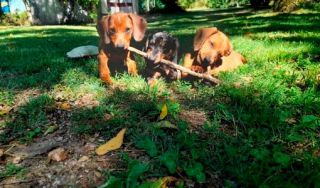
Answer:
[
  {"xmin": 193, "ymin": 27, "xmax": 218, "ymax": 51},
  {"xmin": 97, "ymin": 15, "xmax": 110, "ymax": 44},
  {"xmin": 219, "ymin": 33, "xmax": 233, "ymax": 56},
  {"xmin": 129, "ymin": 14, "xmax": 147, "ymax": 42}
]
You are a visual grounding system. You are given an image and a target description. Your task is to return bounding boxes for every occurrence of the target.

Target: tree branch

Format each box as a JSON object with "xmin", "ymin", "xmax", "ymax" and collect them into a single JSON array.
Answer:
[{"xmin": 128, "ymin": 46, "xmax": 222, "ymax": 85}]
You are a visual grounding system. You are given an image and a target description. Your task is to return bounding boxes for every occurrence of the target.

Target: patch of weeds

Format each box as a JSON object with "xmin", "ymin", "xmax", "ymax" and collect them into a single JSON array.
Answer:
[
  {"xmin": 52, "ymin": 68, "xmax": 106, "ymax": 102},
  {"xmin": 0, "ymin": 91, "xmax": 15, "ymax": 106},
  {"xmin": 1, "ymin": 95, "xmax": 54, "ymax": 143},
  {"xmin": 0, "ymin": 163, "xmax": 27, "ymax": 180}
]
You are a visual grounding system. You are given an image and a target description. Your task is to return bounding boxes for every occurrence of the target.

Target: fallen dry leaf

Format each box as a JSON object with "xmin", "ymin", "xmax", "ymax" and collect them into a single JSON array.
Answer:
[
  {"xmin": 94, "ymin": 171, "xmax": 102, "ymax": 178},
  {"xmin": 58, "ymin": 102, "xmax": 71, "ymax": 110},
  {"xmin": 83, "ymin": 143, "xmax": 96, "ymax": 153},
  {"xmin": 44, "ymin": 125, "xmax": 59, "ymax": 135},
  {"xmin": 78, "ymin": 156, "xmax": 89, "ymax": 162},
  {"xmin": 48, "ymin": 148, "xmax": 68, "ymax": 162},
  {"xmin": 159, "ymin": 104, "xmax": 168, "ymax": 120},
  {"xmin": 154, "ymin": 121, "xmax": 178, "ymax": 130},
  {"xmin": 145, "ymin": 176, "xmax": 179, "ymax": 187},
  {"xmin": 12, "ymin": 156, "xmax": 22, "ymax": 164},
  {"xmin": 95, "ymin": 128, "xmax": 126, "ymax": 156},
  {"xmin": 0, "ymin": 106, "xmax": 12, "ymax": 116},
  {"xmin": 159, "ymin": 176, "xmax": 179, "ymax": 187}
]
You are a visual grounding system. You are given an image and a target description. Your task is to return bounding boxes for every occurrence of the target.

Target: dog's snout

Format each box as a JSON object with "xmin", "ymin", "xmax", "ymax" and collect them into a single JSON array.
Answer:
[
  {"xmin": 204, "ymin": 56, "xmax": 211, "ymax": 65},
  {"xmin": 115, "ymin": 42, "xmax": 125, "ymax": 48}
]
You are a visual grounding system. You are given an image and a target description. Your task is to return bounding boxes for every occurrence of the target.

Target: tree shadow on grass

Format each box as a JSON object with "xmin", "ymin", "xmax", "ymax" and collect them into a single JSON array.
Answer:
[{"xmin": 0, "ymin": 28, "xmax": 99, "ymax": 92}]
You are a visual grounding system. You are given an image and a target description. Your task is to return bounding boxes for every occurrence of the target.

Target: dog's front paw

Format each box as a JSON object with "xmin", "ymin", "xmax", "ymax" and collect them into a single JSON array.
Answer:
[
  {"xmin": 127, "ymin": 59, "xmax": 138, "ymax": 76},
  {"xmin": 100, "ymin": 75, "xmax": 113, "ymax": 84}
]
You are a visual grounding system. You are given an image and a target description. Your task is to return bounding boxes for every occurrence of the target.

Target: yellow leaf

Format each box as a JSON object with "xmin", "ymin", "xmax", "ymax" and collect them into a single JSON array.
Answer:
[
  {"xmin": 44, "ymin": 125, "xmax": 59, "ymax": 135},
  {"xmin": 59, "ymin": 102, "xmax": 71, "ymax": 110},
  {"xmin": 159, "ymin": 104, "xmax": 168, "ymax": 120},
  {"xmin": 159, "ymin": 176, "xmax": 178, "ymax": 187},
  {"xmin": 95, "ymin": 128, "xmax": 126, "ymax": 156},
  {"xmin": 0, "ymin": 107, "xmax": 11, "ymax": 116}
]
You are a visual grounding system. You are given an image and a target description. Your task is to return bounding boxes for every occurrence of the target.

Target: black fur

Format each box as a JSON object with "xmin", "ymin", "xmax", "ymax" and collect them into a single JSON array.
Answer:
[{"xmin": 144, "ymin": 32, "xmax": 180, "ymax": 82}]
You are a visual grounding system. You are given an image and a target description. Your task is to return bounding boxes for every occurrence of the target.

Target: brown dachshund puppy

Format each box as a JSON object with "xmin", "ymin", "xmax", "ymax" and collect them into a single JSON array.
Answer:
[
  {"xmin": 97, "ymin": 13, "xmax": 147, "ymax": 84},
  {"xmin": 183, "ymin": 27, "xmax": 245, "ymax": 77}
]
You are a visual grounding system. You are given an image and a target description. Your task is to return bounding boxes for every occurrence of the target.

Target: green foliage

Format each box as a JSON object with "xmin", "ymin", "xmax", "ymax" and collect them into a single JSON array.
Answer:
[
  {"xmin": 1, "ymin": 6, "xmax": 320, "ymax": 187},
  {"xmin": 0, "ymin": 91, "xmax": 14, "ymax": 107},
  {"xmin": 139, "ymin": 0, "xmax": 165, "ymax": 13},
  {"xmin": 160, "ymin": 150, "xmax": 179, "ymax": 174},
  {"xmin": 0, "ymin": 163, "xmax": 26, "ymax": 179},
  {"xmin": 184, "ymin": 162, "xmax": 206, "ymax": 183},
  {"xmin": 98, "ymin": 176, "xmax": 123, "ymax": 188},
  {"xmin": 178, "ymin": 0, "xmax": 250, "ymax": 9},
  {"xmin": 1, "ymin": 95, "xmax": 54, "ymax": 143},
  {"xmin": 0, "ymin": 12, "xmax": 29, "ymax": 26},
  {"xmin": 135, "ymin": 137, "xmax": 158, "ymax": 157},
  {"xmin": 127, "ymin": 161, "xmax": 149, "ymax": 188},
  {"xmin": 207, "ymin": 0, "xmax": 249, "ymax": 8}
]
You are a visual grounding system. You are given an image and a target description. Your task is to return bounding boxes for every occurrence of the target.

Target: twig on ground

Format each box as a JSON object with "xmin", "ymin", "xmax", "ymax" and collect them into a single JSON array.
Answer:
[
  {"xmin": 0, "ymin": 179, "xmax": 36, "ymax": 186},
  {"xmin": 128, "ymin": 46, "xmax": 222, "ymax": 85}
]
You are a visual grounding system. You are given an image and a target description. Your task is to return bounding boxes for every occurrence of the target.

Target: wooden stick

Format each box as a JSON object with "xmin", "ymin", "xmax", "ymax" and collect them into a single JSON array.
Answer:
[{"xmin": 128, "ymin": 46, "xmax": 222, "ymax": 85}]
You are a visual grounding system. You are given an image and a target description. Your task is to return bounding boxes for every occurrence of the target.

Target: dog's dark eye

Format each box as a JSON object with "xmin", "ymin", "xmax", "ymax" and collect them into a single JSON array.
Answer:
[
  {"xmin": 109, "ymin": 28, "xmax": 116, "ymax": 34},
  {"xmin": 125, "ymin": 27, "xmax": 131, "ymax": 32},
  {"xmin": 210, "ymin": 42, "xmax": 214, "ymax": 47}
]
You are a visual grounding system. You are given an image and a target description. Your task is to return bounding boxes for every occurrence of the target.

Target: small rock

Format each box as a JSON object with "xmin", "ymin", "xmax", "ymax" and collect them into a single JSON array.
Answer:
[
  {"xmin": 12, "ymin": 156, "xmax": 23, "ymax": 164},
  {"xmin": 104, "ymin": 113, "xmax": 113, "ymax": 121},
  {"xmin": 94, "ymin": 171, "xmax": 102, "ymax": 178},
  {"xmin": 78, "ymin": 156, "xmax": 89, "ymax": 162},
  {"xmin": 286, "ymin": 118, "xmax": 297, "ymax": 124},
  {"xmin": 233, "ymin": 82, "xmax": 242, "ymax": 88},
  {"xmin": 48, "ymin": 148, "xmax": 68, "ymax": 162},
  {"xmin": 83, "ymin": 143, "xmax": 96, "ymax": 153}
]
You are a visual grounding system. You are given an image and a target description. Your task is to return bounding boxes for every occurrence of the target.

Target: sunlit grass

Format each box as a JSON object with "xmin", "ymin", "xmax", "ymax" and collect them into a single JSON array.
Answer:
[{"xmin": 0, "ymin": 7, "xmax": 320, "ymax": 187}]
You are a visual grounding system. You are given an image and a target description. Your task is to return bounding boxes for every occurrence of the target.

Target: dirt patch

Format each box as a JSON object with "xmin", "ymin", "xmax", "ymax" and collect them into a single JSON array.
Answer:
[
  {"xmin": 179, "ymin": 109, "xmax": 208, "ymax": 130},
  {"xmin": 0, "ymin": 106, "xmax": 125, "ymax": 187}
]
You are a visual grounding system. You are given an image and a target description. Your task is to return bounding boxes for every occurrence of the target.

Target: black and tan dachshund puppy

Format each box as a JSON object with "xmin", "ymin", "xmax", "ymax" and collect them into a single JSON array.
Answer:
[{"xmin": 144, "ymin": 32, "xmax": 180, "ymax": 84}]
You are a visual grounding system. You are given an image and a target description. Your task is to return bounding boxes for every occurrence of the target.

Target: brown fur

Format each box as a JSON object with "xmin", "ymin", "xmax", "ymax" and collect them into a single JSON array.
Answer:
[
  {"xmin": 97, "ymin": 13, "xmax": 147, "ymax": 84},
  {"xmin": 183, "ymin": 28, "xmax": 245, "ymax": 77}
]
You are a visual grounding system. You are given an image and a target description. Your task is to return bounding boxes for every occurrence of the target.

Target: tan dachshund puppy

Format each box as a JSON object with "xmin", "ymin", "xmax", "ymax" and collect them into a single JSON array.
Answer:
[
  {"xmin": 97, "ymin": 13, "xmax": 147, "ymax": 84},
  {"xmin": 183, "ymin": 27, "xmax": 245, "ymax": 77}
]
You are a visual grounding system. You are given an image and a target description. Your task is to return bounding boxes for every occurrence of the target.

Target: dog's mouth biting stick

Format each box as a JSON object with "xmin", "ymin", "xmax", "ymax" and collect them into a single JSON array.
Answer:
[{"xmin": 128, "ymin": 46, "xmax": 222, "ymax": 85}]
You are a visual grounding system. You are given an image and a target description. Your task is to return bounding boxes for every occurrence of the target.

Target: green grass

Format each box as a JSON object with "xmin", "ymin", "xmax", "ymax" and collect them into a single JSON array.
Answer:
[
  {"xmin": 1, "ymin": 7, "xmax": 320, "ymax": 187},
  {"xmin": 0, "ymin": 163, "xmax": 27, "ymax": 180}
]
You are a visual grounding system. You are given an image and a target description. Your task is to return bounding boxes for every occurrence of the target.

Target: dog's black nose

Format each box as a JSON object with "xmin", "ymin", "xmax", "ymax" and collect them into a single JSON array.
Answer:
[{"xmin": 204, "ymin": 56, "xmax": 211, "ymax": 65}]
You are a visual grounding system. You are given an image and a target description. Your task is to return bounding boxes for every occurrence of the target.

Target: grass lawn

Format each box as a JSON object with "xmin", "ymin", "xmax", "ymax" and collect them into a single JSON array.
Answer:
[{"xmin": 1, "ymin": 7, "xmax": 320, "ymax": 187}]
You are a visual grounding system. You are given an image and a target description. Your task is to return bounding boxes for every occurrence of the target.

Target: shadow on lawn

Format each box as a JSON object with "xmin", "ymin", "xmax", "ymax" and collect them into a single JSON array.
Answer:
[
  {"xmin": 1, "ymin": 8, "xmax": 320, "ymax": 186},
  {"xmin": 0, "ymin": 28, "xmax": 99, "ymax": 91}
]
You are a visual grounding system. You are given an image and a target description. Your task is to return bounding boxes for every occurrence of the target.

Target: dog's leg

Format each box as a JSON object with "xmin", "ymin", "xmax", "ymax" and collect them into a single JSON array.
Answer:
[
  {"xmin": 182, "ymin": 53, "xmax": 194, "ymax": 78},
  {"xmin": 98, "ymin": 50, "xmax": 112, "ymax": 84},
  {"xmin": 148, "ymin": 71, "xmax": 161, "ymax": 85},
  {"xmin": 126, "ymin": 52, "xmax": 138, "ymax": 76}
]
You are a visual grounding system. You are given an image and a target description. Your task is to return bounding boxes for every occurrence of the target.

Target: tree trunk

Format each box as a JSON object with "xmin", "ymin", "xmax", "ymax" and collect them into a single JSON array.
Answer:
[
  {"xmin": 22, "ymin": 0, "xmax": 92, "ymax": 25},
  {"xmin": 273, "ymin": 0, "xmax": 306, "ymax": 12}
]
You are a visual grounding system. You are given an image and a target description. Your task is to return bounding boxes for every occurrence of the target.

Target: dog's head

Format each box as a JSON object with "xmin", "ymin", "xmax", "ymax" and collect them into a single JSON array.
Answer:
[
  {"xmin": 97, "ymin": 13, "xmax": 147, "ymax": 49},
  {"xmin": 145, "ymin": 32, "xmax": 179, "ymax": 63},
  {"xmin": 193, "ymin": 27, "xmax": 232, "ymax": 66}
]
